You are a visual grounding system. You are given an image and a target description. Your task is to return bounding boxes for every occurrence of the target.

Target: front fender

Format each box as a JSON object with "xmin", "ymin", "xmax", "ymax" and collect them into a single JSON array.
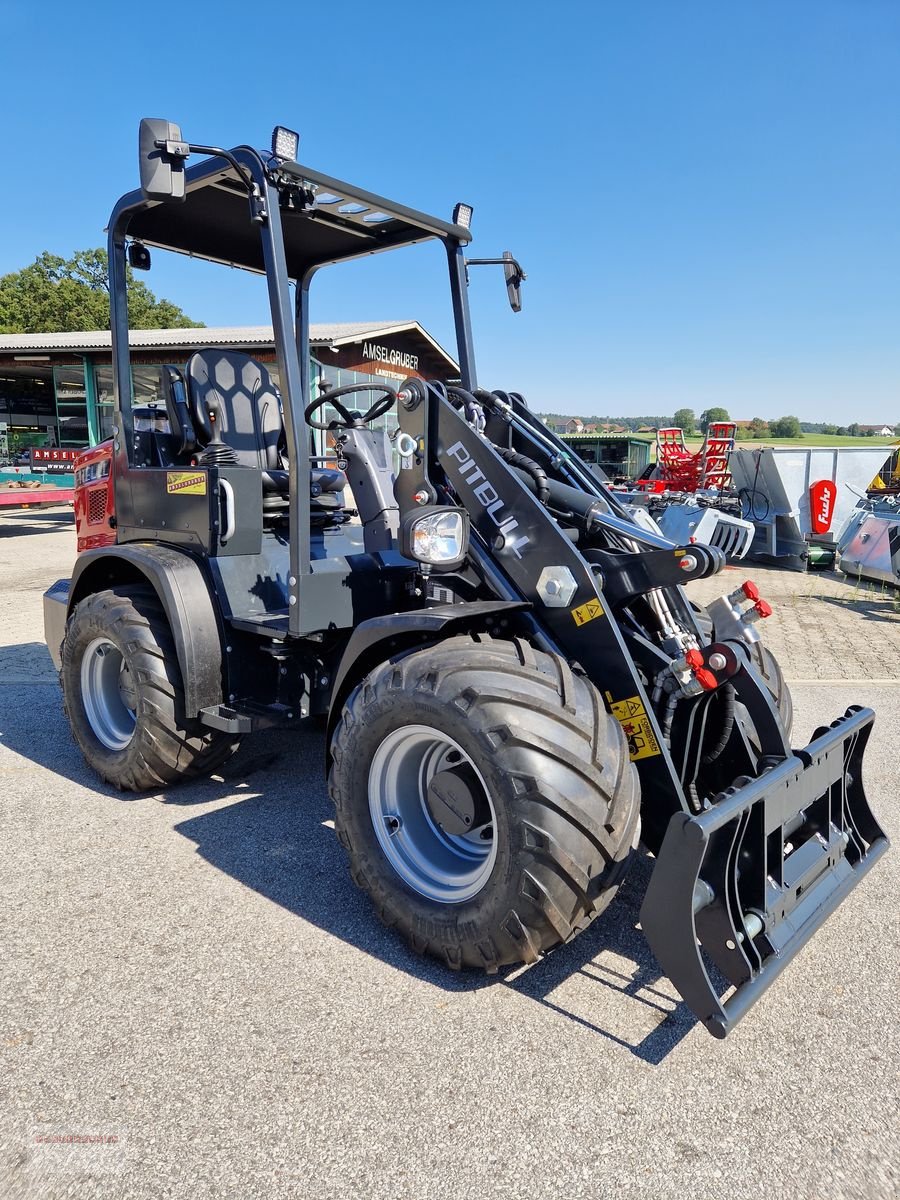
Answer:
[{"xmin": 325, "ymin": 600, "xmax": 529, "ymax": 753}]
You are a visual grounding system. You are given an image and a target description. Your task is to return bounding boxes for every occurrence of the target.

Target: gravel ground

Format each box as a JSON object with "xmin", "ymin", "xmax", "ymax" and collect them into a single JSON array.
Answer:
[{"xmin": 0, "ymin": 507, "xmax": 897, "ymax": 1200}]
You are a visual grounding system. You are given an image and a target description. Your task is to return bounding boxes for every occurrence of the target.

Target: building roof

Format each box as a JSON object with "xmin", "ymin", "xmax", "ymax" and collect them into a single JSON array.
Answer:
[
  {"xmin": 0, "ymin": 320, "xmax": 453, "ymax": 357},
  {"xmin": 559, "ymin": 432, "xmax": 648, "ymax": 442}
]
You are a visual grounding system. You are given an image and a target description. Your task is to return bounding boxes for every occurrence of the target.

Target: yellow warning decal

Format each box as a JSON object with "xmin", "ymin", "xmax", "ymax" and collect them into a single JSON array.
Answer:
[
  {"xmin": 166, "ymin": 471, "xmax": 207, "ymax": 496},
  {"xmin": 571, "ymin": 598, "xmax": 604, "ymax": 626},
  {"xmin": 605, "ymin": 692, "xmax": 662, "ymax": 761}
]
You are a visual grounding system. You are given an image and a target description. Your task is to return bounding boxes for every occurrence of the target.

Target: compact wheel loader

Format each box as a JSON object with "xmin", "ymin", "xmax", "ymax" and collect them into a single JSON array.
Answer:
[{"xmin": 45, "ymin": 120, "xmax": 888, "ymax": 1037}]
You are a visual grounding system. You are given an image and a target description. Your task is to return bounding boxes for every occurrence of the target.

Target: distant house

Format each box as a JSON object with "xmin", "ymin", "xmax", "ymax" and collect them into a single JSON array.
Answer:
[
  {"xmin": 565, "ymin": 418, "xmax": 585, "ymax": 434},
  {"xmin": 636, "ymin": 425, "xmax": 656, "ymax": 433},
  {"xmin": 859, "ymin": 424, "xmax": 894, "ymax": 436}
]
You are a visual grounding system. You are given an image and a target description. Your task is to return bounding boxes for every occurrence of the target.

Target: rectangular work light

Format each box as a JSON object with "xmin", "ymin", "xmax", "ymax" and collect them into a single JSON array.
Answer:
[
  {"xmin": 271, "ymin": 126, "xmax": 300, "ymax": 161},
  {"xmin": 452, "ymin": 202, "xmax": 474, "ymax": 230}
]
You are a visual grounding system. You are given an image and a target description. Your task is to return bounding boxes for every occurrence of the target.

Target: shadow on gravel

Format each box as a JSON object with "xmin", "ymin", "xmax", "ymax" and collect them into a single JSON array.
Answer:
[
  {"xmin": 174, "ymin": 728, "xmax": 700, "ymax": 1064},
  {"xmin": 0, "ymin": 509, "xmax": 73, "ymax": 536},
  {"xmin": 0, "ymin": 640, "xmax": 58, "ymax": 678},
  {"xmin": 0, "ymin": 668, "xmax": 269, "ymax": 804},
  {"xmin": 814, "ymin": 594, "xmax": 900, "ymax": 624},
  {"xmin": 3, "ymin": 682, "xmax": 701, "ymax": 1063}
]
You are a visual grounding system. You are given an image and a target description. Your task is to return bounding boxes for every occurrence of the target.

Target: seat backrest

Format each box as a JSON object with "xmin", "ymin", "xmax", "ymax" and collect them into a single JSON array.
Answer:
[{"xmin": 185, "ymin": 350, "xmax": 283, "ymax": 470}]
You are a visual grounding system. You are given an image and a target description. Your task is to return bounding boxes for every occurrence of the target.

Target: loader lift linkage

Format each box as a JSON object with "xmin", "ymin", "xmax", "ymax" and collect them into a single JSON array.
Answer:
[{"xmin": 44, "ymin": 119, "xmax": 887, "ymax": 1037}]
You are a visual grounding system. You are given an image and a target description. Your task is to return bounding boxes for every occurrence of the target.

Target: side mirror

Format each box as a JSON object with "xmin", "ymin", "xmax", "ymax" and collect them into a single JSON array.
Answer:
[
  {"xmin": 139, "ymin": 118, "xmax": 188, "ymax": 202},
  {"xmin": 128, "ymin": 242, "xmax": 151, "ymax": 271},
  {"xmin": 503, "ymin": 250, "xmax": 525, "ymax": 313}
]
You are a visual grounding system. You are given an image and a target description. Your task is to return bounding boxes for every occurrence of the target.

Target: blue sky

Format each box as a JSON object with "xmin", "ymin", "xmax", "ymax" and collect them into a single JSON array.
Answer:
[{"xmin": 1, "ymin": 0, "xmax": 897, "ymax": 422}]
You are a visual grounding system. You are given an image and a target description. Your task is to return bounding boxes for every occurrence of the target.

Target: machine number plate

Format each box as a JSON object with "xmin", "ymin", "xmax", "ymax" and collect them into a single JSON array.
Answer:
[
  {"xmin": 606, "ymin": 693, "xmax": 662, "ymax": 761},
  {"xmin": 166, "ymin": 471, "xmax": 207, "ymax": 496},
  {"xmin": 571, "ymin": 598, "xmax": 604, "ymax": 626}
]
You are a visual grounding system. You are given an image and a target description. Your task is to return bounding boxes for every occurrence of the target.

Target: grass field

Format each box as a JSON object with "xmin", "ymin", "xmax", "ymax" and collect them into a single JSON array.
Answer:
[{"xmin": 680, "ymin": 434, "xmax": 897, "ymax": 450}]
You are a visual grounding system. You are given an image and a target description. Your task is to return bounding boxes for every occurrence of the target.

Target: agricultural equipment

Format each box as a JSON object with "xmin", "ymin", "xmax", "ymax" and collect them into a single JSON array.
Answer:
[
  {"xmin": 44, "ymin": 120, "xmax": 887, "ymax": 1038},
  {"xmin": 837, "ymin": 495, "xmax": 900, "ymax": 587},
  {"xmin": 730, "ymin": 444, "xmax": 891, "ymax": 567},
  {"xmin": 655, "ymin": 423, "xmax": 737, "ymax": 491},
  {"xmin": 653, "ymin": 500, "xmax": 754, "ymax": 560}
]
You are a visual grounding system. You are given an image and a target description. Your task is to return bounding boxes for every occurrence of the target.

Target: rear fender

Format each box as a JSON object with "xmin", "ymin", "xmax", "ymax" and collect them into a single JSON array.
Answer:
[{"xmin": 68, "ymin": 545, "xmax": 225, "ymax": 717}]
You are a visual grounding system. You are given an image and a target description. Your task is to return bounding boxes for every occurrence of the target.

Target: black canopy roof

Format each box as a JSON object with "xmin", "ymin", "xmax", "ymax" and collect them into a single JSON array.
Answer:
[{"xmin": 115, "ymin": 149, "xmax": 472, "ymax": 280}]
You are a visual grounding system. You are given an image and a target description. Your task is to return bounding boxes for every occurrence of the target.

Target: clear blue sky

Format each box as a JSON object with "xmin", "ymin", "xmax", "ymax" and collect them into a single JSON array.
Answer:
[{"xmin": 1, "ymin": 0, "xmax": 898, "ymax": 423}]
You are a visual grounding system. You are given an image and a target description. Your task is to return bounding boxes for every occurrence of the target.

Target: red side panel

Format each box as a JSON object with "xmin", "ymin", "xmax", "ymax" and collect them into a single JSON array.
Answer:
[
  {"xmin": 809, "ymin": 479, "xmax": 837, "ymax": 535},
  {"xmin": 74, "ymin": 441, "xmax": 117, "ymax": 552}
]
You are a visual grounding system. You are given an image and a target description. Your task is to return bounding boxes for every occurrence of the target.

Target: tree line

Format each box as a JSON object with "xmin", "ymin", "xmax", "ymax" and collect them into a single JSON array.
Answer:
[
  {"xmin": 541, "ymin": 407, "xmax": 894, "ymax": 439},
  {"xmin": 0, "ymin": 249, "xmax": 202, "ymax": 333}
]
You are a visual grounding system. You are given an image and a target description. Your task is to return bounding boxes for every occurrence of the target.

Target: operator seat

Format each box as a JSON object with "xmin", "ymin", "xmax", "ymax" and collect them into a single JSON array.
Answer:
[{"xmin": 184, "ymin": 349, "xmax": 345, "ymax": 507}]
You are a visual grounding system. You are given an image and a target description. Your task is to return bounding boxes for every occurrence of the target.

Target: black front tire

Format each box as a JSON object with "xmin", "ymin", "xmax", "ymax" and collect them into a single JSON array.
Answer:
[
  {"xmin": 61, "ymin": 585, "xmax": 239, "ymax": 791},
  {"xmin": 747, "ymin": 638, "xmax": 793, "ymax": 737},
  {"xmin": 328, "ymin": 635, "xmax": 640, "ymax": 972}
]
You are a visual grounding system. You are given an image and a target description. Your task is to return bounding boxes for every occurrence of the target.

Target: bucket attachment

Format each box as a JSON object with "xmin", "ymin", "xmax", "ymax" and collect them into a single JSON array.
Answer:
[{"xmin": 640, "ymin": 706, "xmax": 888, "ymax": 1038}]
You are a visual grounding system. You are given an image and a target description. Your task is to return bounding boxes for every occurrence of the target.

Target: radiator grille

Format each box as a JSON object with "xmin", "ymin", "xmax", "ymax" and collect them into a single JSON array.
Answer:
[{"xmin": 87, "ymin": 486, "xmax": 108, "ymax": 525}]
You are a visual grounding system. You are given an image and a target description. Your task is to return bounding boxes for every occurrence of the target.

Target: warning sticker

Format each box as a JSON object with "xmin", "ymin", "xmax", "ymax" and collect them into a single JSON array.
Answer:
[
  {"xmin": 571, "ymin": 598, "xmax": 604, "ymax": 626},
  {"xmin": 605, "ymin": 692, "xmax": 662, "ymax": 761},
  {"xmin": 166, "ymin": 471, "xmax": 207, "ymax": 496}
]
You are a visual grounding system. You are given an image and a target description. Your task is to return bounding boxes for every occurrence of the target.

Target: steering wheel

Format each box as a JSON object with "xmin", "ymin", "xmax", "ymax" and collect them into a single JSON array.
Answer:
[{"xmin": 304, "ymin": 382, "xmax": 398, "ymax": 430}]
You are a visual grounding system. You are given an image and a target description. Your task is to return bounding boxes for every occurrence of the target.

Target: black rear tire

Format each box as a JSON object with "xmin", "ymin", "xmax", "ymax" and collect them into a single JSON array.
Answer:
[
  {"xmin": 61, "ymin": 585, "xmax": 239, "ymax": 790},
  {"xmin": 328, "ymin": 635, "xmax": 640, "ymax": 972}
]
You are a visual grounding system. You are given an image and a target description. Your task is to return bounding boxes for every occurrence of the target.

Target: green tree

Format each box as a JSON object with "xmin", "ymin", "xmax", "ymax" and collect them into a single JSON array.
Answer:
[
  {"xmin": 672, "ymin": 407, "xmax": 696, "ymax": 434},
  {"xmin": 699, "ymin": 406, "xmax": 730, "ymax": 432},
  {"xmin": 0, "ymin": 249, "xmax": 203, "ymax": 333},
  {"xmin": 769, "ymin": 415, "xmax": 802, "ymax": 438},
  {"xmin": 847, "ymin": 422, "xmax": 860, "ymax": 437}
]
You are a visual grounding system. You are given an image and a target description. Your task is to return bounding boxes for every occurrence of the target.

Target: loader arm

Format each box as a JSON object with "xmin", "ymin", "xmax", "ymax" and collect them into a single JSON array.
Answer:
[{"xmin": 392, "ymin": 379, "xmax": 889, "ymax": 1035}]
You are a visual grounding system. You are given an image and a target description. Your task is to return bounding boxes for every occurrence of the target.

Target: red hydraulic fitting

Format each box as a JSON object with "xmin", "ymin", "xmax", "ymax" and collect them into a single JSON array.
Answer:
[
  {"xmin": 685, "ymin": 648, "xmax": 704, "ymax": 670},
  {"xmin": 695, "ymin": 668, "xmax": 718, "ymax": 690},
  {"xmin": 729, "ymin": 579, "xmax": 759, "ymax": 605},
  {"xmin": 744, "ymin": 598, "xmax": 773, "ymax": 622}
]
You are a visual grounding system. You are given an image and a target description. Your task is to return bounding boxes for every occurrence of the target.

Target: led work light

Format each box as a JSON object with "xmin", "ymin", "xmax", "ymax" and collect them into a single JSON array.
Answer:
[
  {"xmin": 452, "ymin": 202, "xmax": 473, "ymax": 230},
  {"xmin": 400, "ymin": 508, "xmax": 469, "ymax": 569},
  {"xmin": 271, "ymin": 126, "xmax": 300, "ymax": 161}
]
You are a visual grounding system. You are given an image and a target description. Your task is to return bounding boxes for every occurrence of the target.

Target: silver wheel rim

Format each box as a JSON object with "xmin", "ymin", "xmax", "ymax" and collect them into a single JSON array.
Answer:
[
  {"xmin": 81, "ymin": 637, "xmax": 137, "ymax": 751},
  {"xmin": 368, "ymin": 725, "xmax": 497, "ymax": 903}
]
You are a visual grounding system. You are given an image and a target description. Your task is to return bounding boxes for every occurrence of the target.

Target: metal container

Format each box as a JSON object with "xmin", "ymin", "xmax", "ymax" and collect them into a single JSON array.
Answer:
[
  {"xmin": 837, "ymin": 500, "xmax": 900, "ymax": 587},
  {"xmin": 729, "ymin": 446, "xmax": 891, "ymax": 566}
]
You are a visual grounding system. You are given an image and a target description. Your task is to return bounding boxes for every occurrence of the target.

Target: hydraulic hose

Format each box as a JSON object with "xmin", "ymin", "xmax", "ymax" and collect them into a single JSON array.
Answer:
[{"xmin": 492, "ymin": 446, "xmax": 551, "ymax": 505}]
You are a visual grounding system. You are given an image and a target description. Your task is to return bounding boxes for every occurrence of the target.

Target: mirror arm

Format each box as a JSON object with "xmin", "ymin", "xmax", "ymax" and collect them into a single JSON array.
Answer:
[{"xmin": 154, "ymin": 139, "xmax": 267, "ymax": 222}]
